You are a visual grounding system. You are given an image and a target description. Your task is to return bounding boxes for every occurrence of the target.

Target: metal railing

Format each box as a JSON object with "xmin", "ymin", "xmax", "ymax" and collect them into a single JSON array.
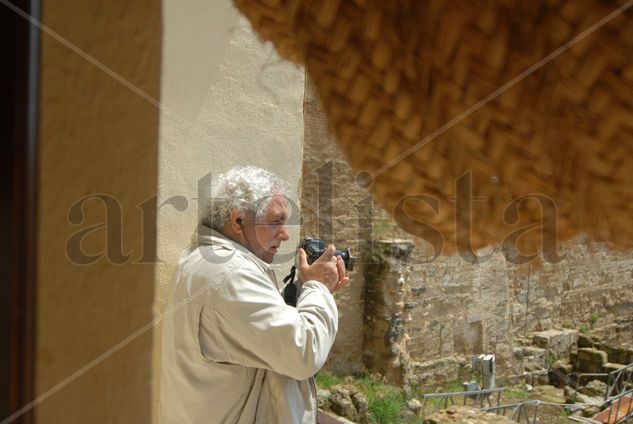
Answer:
[
  {"xmin": 606, "ymin": 363, "xmax": 633, "ymax": 400},
  {"xmin": 483, "ymin": 400, "xmax": 540, "ymax": 424},
  {"xmin": 600, "ymin": 388, "xmax": 633, "ymax": 424},
  {"xmin": 422, "ymin": 387, "xmax": 504, "ymax": 414}
]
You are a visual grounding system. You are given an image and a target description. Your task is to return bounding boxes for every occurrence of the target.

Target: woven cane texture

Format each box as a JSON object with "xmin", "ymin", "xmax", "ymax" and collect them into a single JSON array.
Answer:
[{"xmin": 234, "ymin": 0, "xmax": 633, "ymax": 255}]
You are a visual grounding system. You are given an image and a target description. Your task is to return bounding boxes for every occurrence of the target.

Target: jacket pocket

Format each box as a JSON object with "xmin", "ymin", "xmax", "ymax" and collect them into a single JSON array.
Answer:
[{"xmin": 195, "ymin": 304, "xmax": 209, "ymax": 361}]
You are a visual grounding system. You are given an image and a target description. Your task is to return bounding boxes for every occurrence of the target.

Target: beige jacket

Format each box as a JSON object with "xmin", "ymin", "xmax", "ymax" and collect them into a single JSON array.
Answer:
[{"xmin": 160, "ymin": 225, "xmax": 338, "ymax": 423}]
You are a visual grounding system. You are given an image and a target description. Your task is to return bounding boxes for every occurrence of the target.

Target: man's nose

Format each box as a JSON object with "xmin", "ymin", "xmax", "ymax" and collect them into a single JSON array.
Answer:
[{"xmin": 278, "ymin": 225, "xmax": 290, "ymax": 241}]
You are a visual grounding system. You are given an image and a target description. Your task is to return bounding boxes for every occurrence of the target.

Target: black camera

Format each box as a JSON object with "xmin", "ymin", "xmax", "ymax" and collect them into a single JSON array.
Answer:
[
  {"xmin": 300, "ymin": 237, "xmax": 354, "ymax": 271},
  {"xmin": 283, "ymin": 237, "xmax": 354, "ymax": 307}
]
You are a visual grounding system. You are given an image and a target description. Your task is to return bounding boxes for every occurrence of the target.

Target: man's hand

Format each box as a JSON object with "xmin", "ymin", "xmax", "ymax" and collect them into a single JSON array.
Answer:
[{"xmin": 298, "ymin": 245, "xmax": 349, "ymax": 293}]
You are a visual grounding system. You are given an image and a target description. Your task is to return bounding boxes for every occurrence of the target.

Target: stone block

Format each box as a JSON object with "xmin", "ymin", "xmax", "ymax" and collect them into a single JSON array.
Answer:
[
  {"xmin": 590, "ymin": 334, "xmax": 603, "ymax": 345},
  {"xmin": 513, "ymin": 347, "xmax": 524, "ymax": 359},
  {"xmin": 524, "ymin": 361, "xmax": 542, "ymax": 372},
  {"xmin": 535, "ymin": 373, "xmax": 550, "ymax": 386},
  {"xmin": 523, "ymin": 346, "xmax": 546, "ymax": 360},
  {"xmin": 548, "ymin": 359, "xmax": 574, "ymax": 388},
  {"xmin": 598, "ymin": 343, "xmax": 633, "ymax": 365},
  {"xmin": 423, "ymin": 406, "xmax": 515, "ymax": 424},
  {"xmin": 532, "ymin": 329, "xmax": 579, "ymax": 356},
  {"xmin": 581, "ymin": 406, "xmax": 601, "ymax": 417},
  {"xmin": 564, "ymin": 386, "xmax": 602, "ymax": 405},
  {"xmin": 603, "ymin": 362, "xmax": 625, "ymax": 373},
  {"xmin": 575, "ymin": 348, "xmax": 608, "ymax": 373},
  {"xmin": 351, "ymin": 392, "xmax": 369, "ymax": 423},
  {"xmin": 578, "ymin": 333, "xmax": 594, "ymax": 348},
  {"xmin": 533, "ymin": 385, "xmax": 565, "ymax": 403},
  {"xmin": 553, "ymin": 359, "xmax": 573, "ymax": 374},
  {"xmin": 413, "ymin": 356, "xmax": 463, "ymax": 389},
  {"xmin": 317, "ymin": 389, "xmax": 331, "ymax": 408},
  {"xmin": 330, "ymin": 392, "xmax": 357, "ymax": 420},
  {"xmin": 581, "ymin": 380, "xmax": 607, "ymax": 397},
  {"xmin": 406, "ymin": 399, "xmax": 421, "ymax": 415}
]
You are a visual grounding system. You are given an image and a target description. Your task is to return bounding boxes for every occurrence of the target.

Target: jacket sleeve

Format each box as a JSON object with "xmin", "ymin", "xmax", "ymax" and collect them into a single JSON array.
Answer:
[{"xmin": 200, "ymin": 265, "xmax": 338, "ymax": 381}]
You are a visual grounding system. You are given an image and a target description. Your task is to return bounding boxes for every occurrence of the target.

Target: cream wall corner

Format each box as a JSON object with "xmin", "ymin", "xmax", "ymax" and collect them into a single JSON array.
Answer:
[{"xmin": 154, "ymin": 0, "xmax": 306, "ymax": 420}]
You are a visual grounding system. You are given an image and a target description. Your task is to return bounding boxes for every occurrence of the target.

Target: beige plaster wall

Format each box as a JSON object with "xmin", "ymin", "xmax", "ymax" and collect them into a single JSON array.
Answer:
[
  {"xmin": 36, "ymin": 0, "xmax": 161, "ymax": 422},
  {"xmin": 154, "ymin": 0, "xmax": 306, "ymax": 419}
]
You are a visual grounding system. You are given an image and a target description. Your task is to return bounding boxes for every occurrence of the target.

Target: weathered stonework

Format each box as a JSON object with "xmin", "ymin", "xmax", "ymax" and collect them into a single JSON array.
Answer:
[
  {"xmin": 301, "ymin": 81, "xmax": 371, "ymax": 374},
  {"xmin": 362, "ymin": 240, "xmax": 415, "ymax": 384},
  {"xmin": 301, "ymin": 79, "xmax": 633, "ymax": 387}
]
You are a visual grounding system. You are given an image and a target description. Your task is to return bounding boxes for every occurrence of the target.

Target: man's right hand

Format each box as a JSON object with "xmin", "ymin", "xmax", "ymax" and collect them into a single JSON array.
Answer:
[{"xmin": 298, "ymin": 245, "xmax": 349, "ymax": 293}]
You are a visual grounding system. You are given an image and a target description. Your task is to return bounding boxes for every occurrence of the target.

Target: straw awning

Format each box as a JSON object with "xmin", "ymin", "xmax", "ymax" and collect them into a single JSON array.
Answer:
[{"xmin": 234, "ymin": 0, "xmax": 633, "ymax": 256}]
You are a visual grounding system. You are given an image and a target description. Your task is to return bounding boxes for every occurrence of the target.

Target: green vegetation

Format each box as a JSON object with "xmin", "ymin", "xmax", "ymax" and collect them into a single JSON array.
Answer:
[
  {"xmin": 315, "ymin": 372, "xmax": 423, "ymax": 424},
  {"xmin": 544, "ymin": 351, "xmax": 559, "ymax": 368},
  {"xmin": 444, "ymin": 378, "xmax": 465, "ymax": 393},
  {"xmin": 579, "ymin": 313, "xmax": 600, "ymax": 334},
  {"xmin": 372, "ymin": 220, "xmax": 398, "ymax": 239},
  {"xmin": 315, "ymin": 371, "xmax": 538, "ymax": 423},
  {"xmin": 504, "ymin": 386, "xmax": 529, "ymax": 401},
  {"xmin": 361, "ymin": 243, "xmax": 386, "ymax": 267},
  {"xmin": 315, "ymin": 371, "xmax": 344, "ymax": 390},
  {"xmin": 408, "ymin": 379, "xmax": 418, "ymax": 397},
  {"xmin": 356, "ymin": 374, "xmax": 408, "ymax": 424},
  {"xmin": 369, "ymin": 391, "xmax": 405, "ymax": 423}
]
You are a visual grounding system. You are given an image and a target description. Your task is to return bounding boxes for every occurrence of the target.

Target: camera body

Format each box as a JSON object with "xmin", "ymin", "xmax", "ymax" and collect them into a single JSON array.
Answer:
[
  {"xmin": 283, "ymin": 237, "xmax": 354, "ymax": 307},
  {"xmin": 300, "ymin": 237, "xmax": 354, "ymax": 271}
]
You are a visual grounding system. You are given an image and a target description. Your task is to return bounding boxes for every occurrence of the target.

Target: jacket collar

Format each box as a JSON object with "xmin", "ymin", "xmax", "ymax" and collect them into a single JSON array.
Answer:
[{"xmin": 194, "ymin": 223, "xmax": 272, "ymax": 273}]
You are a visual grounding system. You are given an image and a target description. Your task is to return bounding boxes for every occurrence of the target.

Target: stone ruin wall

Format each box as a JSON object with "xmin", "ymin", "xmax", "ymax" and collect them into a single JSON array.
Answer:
[{"xmin": 301, "ymin": 81, "xmax": 633, "ymax": 388}]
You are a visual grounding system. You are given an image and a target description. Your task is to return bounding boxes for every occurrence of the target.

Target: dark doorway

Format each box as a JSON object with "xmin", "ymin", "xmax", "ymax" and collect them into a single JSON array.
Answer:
[{"xmin": 0, "ymin": 0, "xmax": 40, "ymax": 422}]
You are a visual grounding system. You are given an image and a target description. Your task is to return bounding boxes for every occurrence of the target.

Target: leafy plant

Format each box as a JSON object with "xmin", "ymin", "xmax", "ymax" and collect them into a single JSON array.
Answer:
[
  {"xmin": 370, "ymin": 391, "xmax": 405, "ymax": 424},
  {"xmin": 579, "ymin": 324, "xmax": 589, "ymax": 334},
  {"xmin": 361, "ymin": 243, "xmax": 386, "ymax": 267},
  {"xmin": 544, "ymin": 351, "xmax": 559, "ymax": 367},
  {"xmin": 590, "ymin": 313, "xmax": 599, "ymax": 329},
  {"xmin": 408, "ymin": 379, "xmax": 419, "ymax": 398},
  {"xmin": 355, "ymin": 374, "xmax": 410, "ymax": 424}
]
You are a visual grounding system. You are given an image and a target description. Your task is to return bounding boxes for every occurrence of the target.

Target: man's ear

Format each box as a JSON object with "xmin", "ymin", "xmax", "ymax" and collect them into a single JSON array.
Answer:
[{"xmin": 229, "ymin": 209, "xmax": 244, "ymax": 234}]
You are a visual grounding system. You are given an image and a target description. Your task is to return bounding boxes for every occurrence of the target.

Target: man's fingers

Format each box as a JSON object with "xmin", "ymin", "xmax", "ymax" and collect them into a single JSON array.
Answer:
[
  {"xmin": 297, "ymin": 248, "xmax": 309, "ymax": 268},
  {"xmin": 314, "ymin": 244, "xmax": 336, "ymax": 263},
  {"xmin": 336, "ymin": 255, "xmax": 346, "ymax": 279},
  {"xmin": 335, "ymin": 276, "xmax": 350, "ymax": 292},
  {"xmin": 339, "ymin": 277, "xmax": 350, "ymax": 288}
]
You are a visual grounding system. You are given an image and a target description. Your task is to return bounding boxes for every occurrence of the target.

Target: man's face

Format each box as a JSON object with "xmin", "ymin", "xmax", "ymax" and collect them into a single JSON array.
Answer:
[{"xmin": 242, "ymin": 191, "xmax": 290, "ymax": 264}]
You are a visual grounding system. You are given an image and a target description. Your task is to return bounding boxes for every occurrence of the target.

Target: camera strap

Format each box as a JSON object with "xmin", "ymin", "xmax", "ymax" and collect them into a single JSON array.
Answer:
[{"xmin": 282, "ymin": 265, "xmax": 297, "ymax": 307}]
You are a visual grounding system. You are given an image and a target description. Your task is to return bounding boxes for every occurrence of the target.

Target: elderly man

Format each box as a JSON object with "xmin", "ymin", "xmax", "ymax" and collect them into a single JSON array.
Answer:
[{"xmin": 160, "ymin": 166, "xmax": 348, "ymax": 423}]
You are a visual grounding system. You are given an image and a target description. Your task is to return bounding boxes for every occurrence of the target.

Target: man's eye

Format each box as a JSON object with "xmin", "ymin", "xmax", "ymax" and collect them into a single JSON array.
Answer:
[{"xmin": 260, "ymin": 221, "xmax": 280, "ymax": 226}]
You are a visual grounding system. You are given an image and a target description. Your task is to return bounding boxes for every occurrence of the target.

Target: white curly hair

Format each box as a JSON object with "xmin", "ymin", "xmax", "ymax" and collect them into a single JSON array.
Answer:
[{"xmin": 202, "ymin": 166, "xmax": 291, "ymax": 229}]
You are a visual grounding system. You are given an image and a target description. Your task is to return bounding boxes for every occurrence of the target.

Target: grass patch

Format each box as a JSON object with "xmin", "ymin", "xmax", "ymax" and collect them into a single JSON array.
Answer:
[
  {"xmin": 356, "ymin": 374, "xmax": 407, "ymax": 424},
  {"xmin": 316, "ymin": 373, "xmax": 422, "ymax": 423},
  {"xmin": 315, "ymin": 371, "xmax": 344, "ymax": 390},
  {"xmin": 370, "ymin": 391, "xmax": 405, "ymax": 424},
  {"xmin": 503, "ymin": 386, "xmax": 529, "ymax": 401},
  {"xmin": 445, "ymin": 378, "xmax": 465, "ymax": 393}
]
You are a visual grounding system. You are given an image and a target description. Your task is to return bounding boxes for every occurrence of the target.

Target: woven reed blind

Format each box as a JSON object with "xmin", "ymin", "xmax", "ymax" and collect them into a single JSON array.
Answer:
[{"xmin": 234, "ymin": 0, "xmax": 633, "ymax": 255}]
